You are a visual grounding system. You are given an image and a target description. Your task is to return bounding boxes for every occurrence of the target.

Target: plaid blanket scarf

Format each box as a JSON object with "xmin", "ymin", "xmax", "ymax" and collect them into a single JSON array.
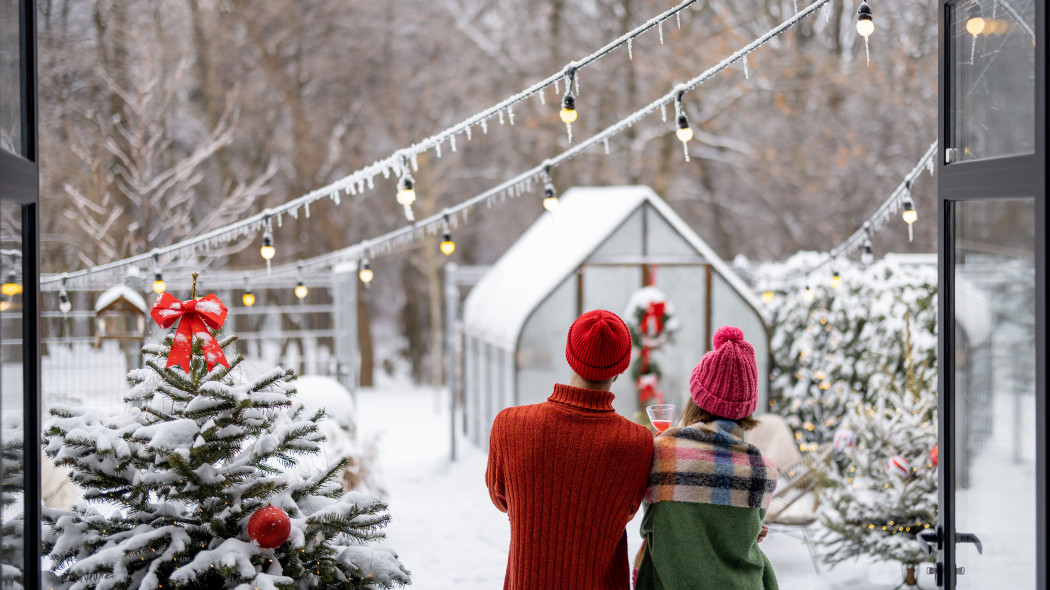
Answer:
[{"xmin": 645, "ymin": 419, "xmax": 777, "ymax": 510}]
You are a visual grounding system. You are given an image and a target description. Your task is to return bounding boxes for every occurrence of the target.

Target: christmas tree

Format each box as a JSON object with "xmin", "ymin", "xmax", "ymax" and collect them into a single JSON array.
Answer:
[
  {"xmin": 815, "ymin": 312, "xmax": 938, "ymax": 582},
  {"xmin": 42, "ymin": 279, "xmax": 410, "ymax": 589},
  {"xmin": 1, "ymin": 420, "xmax": 25, "ymax": 589}
]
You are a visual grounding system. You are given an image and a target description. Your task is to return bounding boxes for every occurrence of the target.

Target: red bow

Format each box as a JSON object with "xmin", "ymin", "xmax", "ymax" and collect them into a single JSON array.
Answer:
[
  {"xmin": 637, "ymin": 374, "xmax": 663, "ymax": 405},
  {"xmin": 150, "ymin": 292, "xmax": 230, "ymax": 373},
  {"xmin": 642, "ymin": 301, "xmax": 666, "ymax": 336}
]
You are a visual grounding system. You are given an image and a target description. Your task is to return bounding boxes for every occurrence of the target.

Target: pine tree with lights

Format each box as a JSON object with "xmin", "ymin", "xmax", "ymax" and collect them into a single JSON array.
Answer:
[
  {"xmin": 764, "ymin": 256, "xmax": 937, "ymax": 446},
  {"xmin": 814, "ymin": 313, "xmax": 938, "ymax": 583},
  {"xmin": 42, "ymin": 277, "xmax": 410, "ymax": 590}
]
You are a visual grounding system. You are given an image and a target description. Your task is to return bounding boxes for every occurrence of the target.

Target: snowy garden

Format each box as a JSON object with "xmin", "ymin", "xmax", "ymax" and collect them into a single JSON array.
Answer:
[{"xmin": 0, "ymin": 0, "xmax": 1041, "ymax": 588}]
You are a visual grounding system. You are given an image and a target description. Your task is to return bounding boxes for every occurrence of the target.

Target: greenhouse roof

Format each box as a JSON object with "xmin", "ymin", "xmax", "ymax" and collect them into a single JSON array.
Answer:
[{"xmin": 463, "ymin": 185, "xmax": 763, "ymax": 350}]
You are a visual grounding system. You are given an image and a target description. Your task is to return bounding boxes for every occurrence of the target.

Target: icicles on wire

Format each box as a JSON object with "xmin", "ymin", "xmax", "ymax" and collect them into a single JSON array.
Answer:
[
  {"xmin": 559, "ymin": 66, "xmax": 578, "ymax": 143},
  {"xmin": 658, "ymin": 19, "xmax": 665, "ymax": 44},
  {"xmin": 674, "ymin": 91, "xmax": 694, "ymax": 162},
  {"xmin": 627, "ymin": 37, "xmax": 634, "ymax": 60},
  {"xmin": 856, "ymin": 1, "xmax": 874, "ymax": 67}
]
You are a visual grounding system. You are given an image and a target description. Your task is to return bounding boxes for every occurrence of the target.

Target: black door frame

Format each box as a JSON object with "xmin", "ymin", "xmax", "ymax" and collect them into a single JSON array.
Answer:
[
  {"xmin": 936, "ymin": 1, "xmax": 1046, "ymax": 589},
  {"xmin": 0, "ymin": 0, "xmax": 41, "ymax": 587}
]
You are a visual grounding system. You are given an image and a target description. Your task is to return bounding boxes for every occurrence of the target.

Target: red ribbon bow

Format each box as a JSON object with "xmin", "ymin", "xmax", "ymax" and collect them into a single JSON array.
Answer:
[
  {"xmin": 150, "ymin": 292, "xmax": 230, "ymax": 373},
  {"xmin": 642, "ymin": 301, "xmax": 666, "ymax": 336}
]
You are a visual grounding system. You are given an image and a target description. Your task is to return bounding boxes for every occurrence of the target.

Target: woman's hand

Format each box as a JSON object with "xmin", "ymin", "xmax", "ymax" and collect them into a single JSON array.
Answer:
[{"xmin": 757, "ymin": 524, "xmax": 768, "ymax": 543}]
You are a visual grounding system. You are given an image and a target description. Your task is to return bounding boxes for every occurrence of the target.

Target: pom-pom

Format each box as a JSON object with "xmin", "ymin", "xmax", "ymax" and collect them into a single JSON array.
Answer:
[
  {"xmin": 885, "ymin": 455, "xmax": 911, "ymax": 479},
  {"xmin": 248, "ymin": 505, "xmax": 291, "ymax": 548},
  {"xmin": 930, "ymin": 445, "xmax": 938, "ymax": 467},
  {"xmin": 833, "ymin": 428, "xmax": 857, "ymax": 451},
  {"xmin": 713, "ymin": 325, "xmax": 745, "ymax": 349}
]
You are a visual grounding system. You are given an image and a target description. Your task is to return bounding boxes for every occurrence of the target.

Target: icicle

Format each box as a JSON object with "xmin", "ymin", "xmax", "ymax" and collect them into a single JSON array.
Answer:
[
  {"xmin": 266, "ymin": 259, "xmax": 272, "ymax": 276},
  {"xmin": 554, "ymin": 78, "xmax": 560, "ymax": 94},
  {"xmin": 508, "ymin": 105, "xmax": 515, "ymax": 125},
  {"xmin": 498, "ymin": 109, "xmax": 505, "ymax": 125},
  {"xmin": 333, "ymin": 193, "xmax": 341, "ymax": 205},
  {"xmin": 465, "ymin": 125, "xmax": 472, "ymax": 141},
  {"xmin": 574, "ymin": 72, "xmax": 580, "ymax": 95},
  {"xmin": 367, "ymin": 176, "xmax": 374, "ymax": 190},
  {"xmin": 793, "ymin": 0, "xmax": 797, "ymax": 13},
  {"xmin": 864, "ymin": 36, "xmax": 870, "ymax": 67},
  {"xmin": 451, "ymin": 134, "xmax": 457, "ymax": 152},
  {"xmin": 627, "ymin": 37, "xmax": 633, "ymax": 60},
  {"xmin": 824, "ymin": 3, "xmax": 831, "ymax": 23},
  {"xmin": 743, "ymin": 54, "xmax": 750, "ymax": 79},
  {"xmin": 661, "ymin": 103, "xmax": 667, "ymax": 122},
  {"xmin": 481, "ymin": 119, "xmax": 489, "ymax": 134},
  {"xmin": 291, "ymin": 209, "xmax": 299, "ymax": 220},
  {"xmin": 682, "ymin": 141, "xmax": 691, "ymax": 162},
  {"xmin": 604, "ymin": 138, "xmax": 610, "ymax": 154},
  {"xmin": 539, "ymin": 88, "xmax": 546, "ymax": 105},
  {"xmin": 277, "ymin": 214, "xmax": 283, "ymax": 227},
  {"xmin": 676, "ymin": 11, "xmax": 681, "ymax": 29},
  {"xmin": 567, "ymin": 123, "xmax": 573, "ymax": 143},
  {"xmin": 436, "ymin": 140, "xmax": 443, "ymax": 158},
  {"xmin": 658, "ymin": 20, "xmax": 664, "ymax": 44},
  {"xmin": 382, "ymin": 165, "xmax": 391, "ymax": 179},
  {"xmin": 305, "ymin": 202, "xmax": 310, "ymax": 218},
  {"xmin": 969, "ymin": 35, "xmax": 977, "ymax": 65},
  {"xmin": 908, "ymin": 223, "xmax": 913, "ymax": 243},
  {"xmin": 926, "ymin": 158, "xmax": 934, "ymax": 176}
]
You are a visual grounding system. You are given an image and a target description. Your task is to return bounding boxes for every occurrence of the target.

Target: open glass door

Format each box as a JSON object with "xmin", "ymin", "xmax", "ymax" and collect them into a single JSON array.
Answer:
[{"xmin": 936, "ymin": 1, "xmax": 1044, "ymax": 589}]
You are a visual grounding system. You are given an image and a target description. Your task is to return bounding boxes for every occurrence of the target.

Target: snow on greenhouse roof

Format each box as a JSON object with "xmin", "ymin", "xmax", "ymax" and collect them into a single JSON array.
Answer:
[
  {"xmin": 463, "ymin": 185, "xmax": 764, "ymax": 350},
  {"xmin": 94, "ymin": 284, "xmax": 148, "ymax": 314}
]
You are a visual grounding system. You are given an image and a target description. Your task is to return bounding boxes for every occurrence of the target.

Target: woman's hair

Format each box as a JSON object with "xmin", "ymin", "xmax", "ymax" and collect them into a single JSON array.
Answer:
[{"xmin": 678, "ymin": 398, "xmax": 760, "ymax": 431}]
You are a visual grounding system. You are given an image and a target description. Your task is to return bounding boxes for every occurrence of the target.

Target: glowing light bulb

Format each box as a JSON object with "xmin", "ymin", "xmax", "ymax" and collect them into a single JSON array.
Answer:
[
  {"xmin": 560, "ymin": 94, "xmax": 577, "ymax": 124},
  {"xmin": 359, "ymin": 262, "xmax": 374, "ymax": 284},
  {"xmin": 440, "ymin": 233, "xmax": 456, "ymax": 256},
  {"xmin": 260, "ymin": 235, "xmax": 276, "ymax": 260},
  {"xmin": 861, "ymin": 241, "xmax": 874, "ymax": 265},
  {"xmin": 803, "ymin": 285, "xmax": 815, "ymax": 301},
  {"xmin": 152, "ymin": 273, "xmax": 166, "ymax": 294},
  {"xmin": 397, "ymin": 178, "xmax": 416, "ymax": 206},
  {"xmin": 676, "ymin": 114, "xmax": 693, "ymax": 143},
  {"xmin": 762, "ymin": 290, "xmax": 775, "ymax": 304},
  {"xmin": 966, "ymin": 17, "xmax": 985, "ymax": 35},
  {"xmin": 543, "ymin": 185, "xmax": 559, "ymax": 212},
  {"xmin": 902, "ymin": 200, "xmax": 917, "ymax": 224},
  {"xmin": 0, "ymin": 301, "xmax": 8, "ymax": 312},
  {"xmin": 1, "ymin": 274, "xmax": 21, "ymax": 297},
  {"xmin": 294, "ymin": 282, "xmax": 308, "ymax": 299},
  {"xmin": 830, "ymin": 270, "xmax": 842, "ymax": 290},
  {"xmin": 856, "ymin": 1, "xmax": 873, "ymax": 37},
  {"xmin": 58, "ymin": 290, "xmax": 72, "ymax": 313},
  {"xmin": 242, "ymin": 291, "xmax": 255, "ymax": 307}
]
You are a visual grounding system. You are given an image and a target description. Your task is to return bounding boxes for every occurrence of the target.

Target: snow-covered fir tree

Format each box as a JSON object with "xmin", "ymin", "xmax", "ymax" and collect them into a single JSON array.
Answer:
[
  {"xmin": 42, "ymin": 288, "xmax": 409, "ymax": 590},
  {"xmin": 815, "ymin": 312, "xmax": 938, "ymax": 579},
  {"xmin": 760, "ymin": 254, "xmax": 937, "ymax": 445}
]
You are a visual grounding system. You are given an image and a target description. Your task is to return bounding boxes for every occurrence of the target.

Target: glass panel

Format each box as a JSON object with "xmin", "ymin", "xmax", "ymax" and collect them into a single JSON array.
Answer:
[
  {"xmin": 0, "ymin": 0, "xmax": 22, "ymax": 155},
  {"xmin": 947, "ymin": 0, "xmax": 1035, "ymax": 162},
  {"xmin": 581, "ymin": 265, "xmax": 642, "ymax": 418},
  {"xmin": 0, "ymin": 200, "xmax": 24, "ymax": 584},
  {"xmin": 516, "ymin": 277, "xmax": 576, "ymax": 407},
  {"xmin": 952, "ymin": 198, "xmax": 1035, "ymax": 588}
]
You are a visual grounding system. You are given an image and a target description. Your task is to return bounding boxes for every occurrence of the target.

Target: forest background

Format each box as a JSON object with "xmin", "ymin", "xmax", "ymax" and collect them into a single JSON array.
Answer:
[{"xmin": 26, "ymin": 0, "xmax": 938, "ymax": 384}]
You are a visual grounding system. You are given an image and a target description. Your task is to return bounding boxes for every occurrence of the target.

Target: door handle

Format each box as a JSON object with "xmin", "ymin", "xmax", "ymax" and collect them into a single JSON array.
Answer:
[
  {"xmin": 917, "ymin": 528, "xmax": 941, "ymax": 555},
  {"xmin": 956, "ymin": 532, "xmax": 983, "ymax": 555}
]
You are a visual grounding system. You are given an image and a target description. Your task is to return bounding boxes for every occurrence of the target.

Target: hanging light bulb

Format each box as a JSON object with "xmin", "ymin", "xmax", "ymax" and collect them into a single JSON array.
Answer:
[
  {"xmin": 359, "ymin": 260, "xmax": 374, "ymax": 284},
  {"xmin": 440, "ymin": 232, "xmax": 456, "ymax": 256},
  {"xmin": 559, "ymin": 93, "xmax": 577, "ymax": 124},
  {"xmin": 762, "ymin": 290, "xmax": 775, "ymax": 304},
  {"xmin": 260, "ymin": 234, "xmax": 276, "ymax": 261},
  {"xmin": 861, "ymin": 228, "xmax": 874, "ymax": 265},
  {"xmin": 1, "ymin": 273, "xmax": 21, "ymax": 297},
  {"xmin": 397, "ymin": 174, "xmax": 416, "ymax": 221},
  {"xmin": 676, "ymin": 114, "xmax": 694, "ymax": 143},
  {"xmin": 856, "ymin": 1, "xmax": 874, "ymax": 37},
  {"xmin": 152, "ymin": 272, "xmax": 167, "ymax": 294},
  {"xmin": 803, "ymin": 284, "xmax": 815, "ymax": 301},
  {"xmin": 294, "ymin": 282, "xmax": 308, "ymax": 299},
  {"xmin": 965, "ymin": 0, "xmax": 985, "ymax": 35},
  {"xmin": 58, "ymin": 289, "xmax": 72, "ymax": 314},
  {"xmin": 830, "ymin": 269, "xmax": 842, "ymax": 290},
  {"xmin": 242, "ymin": 290, "xmax": 256, "ymax": 307},
  {"xmin": 543, "ymin": 183, "xmax": 559, "ymax": 212}
]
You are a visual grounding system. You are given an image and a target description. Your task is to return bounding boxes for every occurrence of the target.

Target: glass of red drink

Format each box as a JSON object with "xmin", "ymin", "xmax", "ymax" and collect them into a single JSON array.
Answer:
[{"xmin": 646, "ymin": 404, "xmax": 676, "ymax": 434}]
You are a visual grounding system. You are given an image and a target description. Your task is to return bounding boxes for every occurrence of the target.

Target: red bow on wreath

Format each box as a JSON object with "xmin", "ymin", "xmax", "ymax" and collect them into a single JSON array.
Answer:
[
  {"xmin": 642, "ymin": 301, "xmax": 666, "ymax": 336},
  {"xmin": 150, "ymin": 292, "xmax": 230, "ymax": 373}
]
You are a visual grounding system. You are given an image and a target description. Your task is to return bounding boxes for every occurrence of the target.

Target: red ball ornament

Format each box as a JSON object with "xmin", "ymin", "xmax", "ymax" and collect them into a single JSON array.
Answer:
[
  {"xmin": 930, "ymin": 445, "xmax": 939, "ymax": 467},
  {"xmin": 248, "ymin": 505, "xmax": 291, "ymax": 548}
]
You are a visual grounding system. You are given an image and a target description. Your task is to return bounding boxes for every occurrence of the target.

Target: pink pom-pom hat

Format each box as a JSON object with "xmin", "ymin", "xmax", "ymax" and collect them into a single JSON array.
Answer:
[{"xmin": 689, "ymin": 325, "xmax": 758, "ymax": 420}]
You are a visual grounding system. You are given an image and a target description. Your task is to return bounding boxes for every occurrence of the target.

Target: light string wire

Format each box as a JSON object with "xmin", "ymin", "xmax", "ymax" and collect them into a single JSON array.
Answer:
[
  {"xmin": 768, "ymin": 139, "xmax": 938, "ymax": 285},
  {"xmin": 41, "ymin": 0, "xmax": 706, "ymax": 287},
  {"xmin": 41, "ymin": 0, "xmax": 832, "ymax": 291}
]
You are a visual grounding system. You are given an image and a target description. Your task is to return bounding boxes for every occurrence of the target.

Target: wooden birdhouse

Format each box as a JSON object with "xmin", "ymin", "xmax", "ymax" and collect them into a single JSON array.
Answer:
[{"xmin": 94, "ymin": 285, "xmax": 148, "ymax": 348}]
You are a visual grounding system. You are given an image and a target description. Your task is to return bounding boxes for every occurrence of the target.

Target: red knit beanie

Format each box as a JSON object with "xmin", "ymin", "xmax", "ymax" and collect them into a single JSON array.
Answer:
[
  {"xmin": 689, "ymin": 325, "xmax": 758, "ymax": 420},
  {"xmin": 565, "ymin": 310, "xmax": 632, "ymax": 382}
]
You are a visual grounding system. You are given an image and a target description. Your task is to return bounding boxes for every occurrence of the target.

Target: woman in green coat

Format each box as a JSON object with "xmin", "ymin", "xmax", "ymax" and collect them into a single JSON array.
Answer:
[{"xmin": 633, "ymin": 326, "xmax": 779, "ymax": 590}]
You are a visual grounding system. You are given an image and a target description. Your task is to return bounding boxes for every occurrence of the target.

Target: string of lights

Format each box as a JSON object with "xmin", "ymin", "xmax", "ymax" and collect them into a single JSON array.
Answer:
[
  {"xmin": 41, "ymin": 0, "xmax": 710, "ymax": 287},
  {"xmin": 40, "ymin": 0, "xmax": 838, "ymax": 297}
]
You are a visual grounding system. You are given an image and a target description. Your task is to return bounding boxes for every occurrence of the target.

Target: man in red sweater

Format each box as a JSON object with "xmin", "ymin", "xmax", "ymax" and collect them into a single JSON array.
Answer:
[{"xmin": 486, "ymin": 309, "xmax": 655, "ymax": 590}]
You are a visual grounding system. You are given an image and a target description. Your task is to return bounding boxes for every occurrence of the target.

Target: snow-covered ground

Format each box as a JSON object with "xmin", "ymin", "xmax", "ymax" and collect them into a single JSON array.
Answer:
[{"xmin": 356, "ymin": 380, "xmax": 915, "ymax": 590}]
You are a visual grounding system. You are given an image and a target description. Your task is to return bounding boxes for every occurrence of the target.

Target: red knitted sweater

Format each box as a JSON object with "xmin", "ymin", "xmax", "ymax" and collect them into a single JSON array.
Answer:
[{"xmin": 486, "ymin": 384, "xmax": 655, "ymax": 590}]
